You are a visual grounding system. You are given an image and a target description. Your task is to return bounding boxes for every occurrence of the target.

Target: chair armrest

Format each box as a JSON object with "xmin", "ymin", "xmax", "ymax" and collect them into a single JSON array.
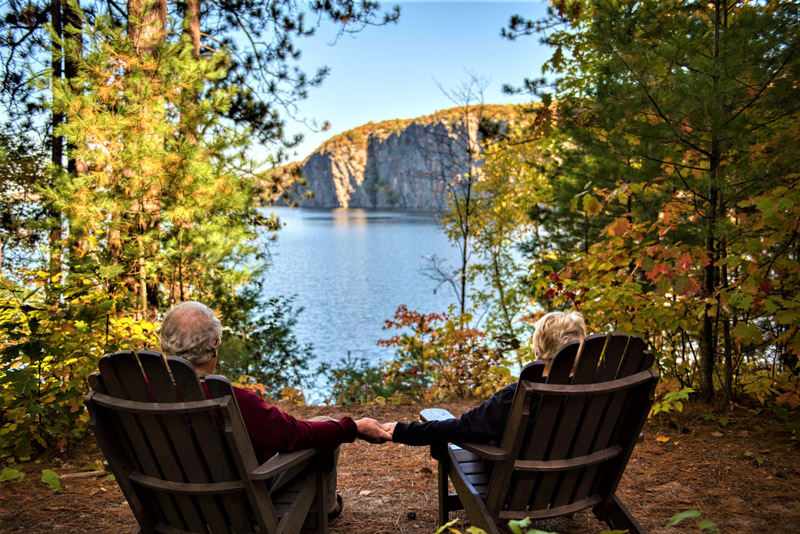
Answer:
[
  {"xmin": 420, "ymin": 408, "xmax": 508, "ymax": 461},
  {"xmin": 250, "ymin": 448, "xmax": 317, "ymax": 481},
  {"xmin": 420, "ymin": 408, "xmax": 455, "ymax": 422},
  {"xmin": 454, "ymin": 441, "xmax": 508, "ymax": 462}
]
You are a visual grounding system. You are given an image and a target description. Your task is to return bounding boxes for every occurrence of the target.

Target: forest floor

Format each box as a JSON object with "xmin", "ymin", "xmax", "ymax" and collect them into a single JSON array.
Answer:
[{"xmin": 1, "ymin": 400, "xmax": 799, "ymax": 534}]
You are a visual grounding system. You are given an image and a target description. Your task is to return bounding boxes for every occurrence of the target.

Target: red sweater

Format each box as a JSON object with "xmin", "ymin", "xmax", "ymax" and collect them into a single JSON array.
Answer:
[{"xmin": 231, "ymin": 386, "xmax": 358, "ymax": 462}]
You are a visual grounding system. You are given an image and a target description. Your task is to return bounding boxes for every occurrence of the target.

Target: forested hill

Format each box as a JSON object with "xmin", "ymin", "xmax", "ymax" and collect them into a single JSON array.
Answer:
[{"xmin": 269, "ymin": 104, "xmax": 517, "ymax": 209}]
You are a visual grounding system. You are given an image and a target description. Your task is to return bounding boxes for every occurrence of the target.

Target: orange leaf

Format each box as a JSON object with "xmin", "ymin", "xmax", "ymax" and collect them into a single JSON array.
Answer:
[{"xmin": 608, "ymin": 218, "xmax": 630, "ymax": 236}]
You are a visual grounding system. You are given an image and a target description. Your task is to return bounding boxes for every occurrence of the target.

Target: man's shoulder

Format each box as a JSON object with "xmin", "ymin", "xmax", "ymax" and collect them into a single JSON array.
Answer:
[{"xmin": 230, "ymin": 384, "xmax": 269, "ymax": 408}]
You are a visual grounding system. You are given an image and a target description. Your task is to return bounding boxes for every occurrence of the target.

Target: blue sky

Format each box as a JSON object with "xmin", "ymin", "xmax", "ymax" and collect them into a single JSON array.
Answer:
[{"xmin": 281, "ymin": 1, "xmax": 552, "ymax": 161}]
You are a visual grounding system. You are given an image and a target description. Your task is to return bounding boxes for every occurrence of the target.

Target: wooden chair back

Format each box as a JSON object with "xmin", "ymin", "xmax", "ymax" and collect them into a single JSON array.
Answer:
[
  {"xmin": 486, "ymin": 332, "xmax": 658, "ymax": 522},
  {"xmin": 84, "ymin": 350, "xmax": 305, "ymax": 534}
]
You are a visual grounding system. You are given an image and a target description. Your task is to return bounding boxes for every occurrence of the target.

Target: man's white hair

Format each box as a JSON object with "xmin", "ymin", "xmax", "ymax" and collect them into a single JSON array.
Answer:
[{"xmin": 160, "ymin": 301, "xmax": 221, "ymax": 366}]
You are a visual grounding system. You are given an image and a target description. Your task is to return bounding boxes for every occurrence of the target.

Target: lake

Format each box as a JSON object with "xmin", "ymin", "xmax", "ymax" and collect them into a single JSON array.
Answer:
[{"xmin": 259, "ymin": 207, "xmax": 460, "ymax": 386}]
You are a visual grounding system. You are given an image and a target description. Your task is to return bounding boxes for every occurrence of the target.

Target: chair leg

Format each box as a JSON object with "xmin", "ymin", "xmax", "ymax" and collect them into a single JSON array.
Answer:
[
  {"xmin": 594, "ymin": 495, "xmax": 645, "ymax": 534},
  {"xmin": 438, "ymin": 457, "xmax": 449, "ymax": 526},
  {"xmin": 316, "ymin": 461, "xmax": 328, "ymax": 534}
]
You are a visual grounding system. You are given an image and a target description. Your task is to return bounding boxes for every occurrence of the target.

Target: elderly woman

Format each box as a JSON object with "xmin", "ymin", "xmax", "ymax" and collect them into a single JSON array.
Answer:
[{"xmin": 386, "ymin": 311, "xmax": 587, "ymax": 445}]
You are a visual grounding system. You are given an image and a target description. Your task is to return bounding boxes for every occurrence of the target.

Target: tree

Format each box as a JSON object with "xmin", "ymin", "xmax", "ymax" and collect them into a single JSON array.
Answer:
[
  {"xmin": 467, "ymin": 105, "xmax": 550, "ymax": 349},
  {"xmin": 0, "ymin": 0, "xmax": 400, "ymax": 458},
  {"xmin": 421, "ymin": 75, "xmax": 498, "ymax": 316},
  {"xmin": 505, "ymin": 0, "xmax": 800, "ymax": 402}
]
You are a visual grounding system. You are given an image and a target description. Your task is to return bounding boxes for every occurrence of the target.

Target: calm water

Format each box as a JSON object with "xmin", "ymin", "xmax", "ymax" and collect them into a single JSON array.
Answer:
[{"xmin": 259, "ymin": 208, "xmax": 460, "ymax": 376}]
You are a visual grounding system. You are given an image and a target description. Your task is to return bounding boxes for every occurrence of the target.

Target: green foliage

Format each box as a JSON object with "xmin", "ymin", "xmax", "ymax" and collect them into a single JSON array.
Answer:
[
  {"xmin": 0, "ymin": 265, "xmax": 156, "ymax": 459},
  {"xmin": 0, "ymin": 134, "xmax": 48, "ymax": 273},
  {"xmin": 437, "ymin": 518, "xmax": 558, "ymax": 534},
  {"xmin": 668, "ymin": 509, "xmax": 702, "ymax": 526},
  {"xmin": 45, "ymin": 8, "xmax": 265, "ymax": 318},
  {"xmin": 41, "ymin": 468, "xmax": 61, "ymax": 491},
  {"xmin": 502, "ymin": 0, "xmax": 800, "ymax": 405},
  {"xmin": 322, "ymin": 352, "xmax": 399, "ymax": 406},
  {"xmin": 215, "ymin": 293, "xmax": 315, "ymax": 397},
  {"xmin": 743, "ymin": 451, "xmax": 764, "ymax": 467},
  {"xmin": 773, "ymin": 405, "xmax": 799, "ymax": 435},
  {"xmin": 651, "ymin": 386, "xmax": 694, "ymax": 417},
  {"xmin": 0, "ymin": 0, "xmax": 399, "ymax": 464},
  {"xmin": 0, "ymin": 467, "xmax": 24, "ymax": 482},
  {"xmin": 379, "ymin": 305, "xmax": 513, "ymax": 402},
  {"xmin": 667, "ymin": 509, "xmax": 718, "ymax": 532}
]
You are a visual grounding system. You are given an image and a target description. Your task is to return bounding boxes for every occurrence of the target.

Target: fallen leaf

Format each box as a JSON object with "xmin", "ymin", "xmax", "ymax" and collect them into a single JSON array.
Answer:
[
  {"xmin": 711, "ymin": 432, "xmax": 723, "ymax": 437},
  {"xmin": 656, "ymin": 435, "xmax": 670, "ymax": 443},
  {"xmin": 358, "ymin": 490, "xmax": 373, "ymax": 496}
]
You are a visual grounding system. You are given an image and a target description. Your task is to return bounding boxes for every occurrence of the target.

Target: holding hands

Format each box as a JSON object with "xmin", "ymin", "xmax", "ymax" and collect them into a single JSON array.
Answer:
[{"xmin": 354, "ymin": 418, "xmax": 393, "ymax": 443}]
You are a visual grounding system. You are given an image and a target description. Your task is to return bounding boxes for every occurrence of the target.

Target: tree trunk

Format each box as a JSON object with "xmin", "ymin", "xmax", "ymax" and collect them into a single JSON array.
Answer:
[
  {"xmin": 128, "ymin": 0, "xmax": 167, "ymax": 320},
  {"xmin": 48, "ymin": 0, "xmax": 64, "ymax": 283},
  {"xmin": 699, "ymin": 0, "xmax": 726, "ymax": 403}
]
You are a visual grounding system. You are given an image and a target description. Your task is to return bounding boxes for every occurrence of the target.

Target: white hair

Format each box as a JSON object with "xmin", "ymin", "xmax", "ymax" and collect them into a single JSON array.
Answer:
[{"xmin": 160, "ymin": 301, "xmax": 221, "ymax": 366}]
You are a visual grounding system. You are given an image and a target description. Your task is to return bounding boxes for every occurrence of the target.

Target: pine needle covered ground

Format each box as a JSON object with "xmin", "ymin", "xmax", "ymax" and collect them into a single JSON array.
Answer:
[{"xmin": 1, "ymin": 400, "xmax": 798, "ymax": 534}]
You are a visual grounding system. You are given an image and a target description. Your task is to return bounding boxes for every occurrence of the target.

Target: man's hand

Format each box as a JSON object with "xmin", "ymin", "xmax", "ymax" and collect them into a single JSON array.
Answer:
[{"xmin": 355, "ymin": 418, "xmax": 392, "ymax": 443}]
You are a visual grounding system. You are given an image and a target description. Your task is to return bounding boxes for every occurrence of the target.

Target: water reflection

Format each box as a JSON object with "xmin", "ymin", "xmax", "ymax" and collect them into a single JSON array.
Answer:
[{"xmin": 260, "ymin": 207, "xmax": 459, "ymax": 389}]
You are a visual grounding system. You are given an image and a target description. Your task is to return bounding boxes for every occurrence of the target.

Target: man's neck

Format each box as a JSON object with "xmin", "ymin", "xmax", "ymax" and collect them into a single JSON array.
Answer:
[{"xmin": 194, "ymin": 361, "xmax": 216, "ymax": 375}]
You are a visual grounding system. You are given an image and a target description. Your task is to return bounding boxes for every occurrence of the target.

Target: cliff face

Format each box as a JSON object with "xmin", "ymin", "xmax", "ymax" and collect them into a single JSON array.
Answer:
[{"xmin": 295, "ymin": 105, "xmax": 514, "ymax": 209}]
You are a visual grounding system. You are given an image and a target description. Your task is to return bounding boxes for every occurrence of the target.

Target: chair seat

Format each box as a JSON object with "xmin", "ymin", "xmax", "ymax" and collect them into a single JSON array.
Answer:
[{"xmin": 450, "ymin": 446, "xmax": 490, "ymax": 497}]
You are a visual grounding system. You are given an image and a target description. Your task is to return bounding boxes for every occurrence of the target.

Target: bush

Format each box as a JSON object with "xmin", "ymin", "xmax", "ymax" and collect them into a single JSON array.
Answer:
[
  {"xmin": 0, "ymin": 268, "xmax": 156, "ymax": 460},
  {"xmin": 322, "ymin": 352, "xmax": 399, "ymax": 405},
  {"xmin": 379, "ymin": 305, "xmax": 514, "ymax": 402}
]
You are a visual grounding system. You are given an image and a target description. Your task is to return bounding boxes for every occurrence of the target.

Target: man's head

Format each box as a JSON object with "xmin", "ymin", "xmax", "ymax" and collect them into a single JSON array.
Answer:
[
  {"xmin": 160, "ymin": 301, "xmax": 222, "ymax": 368},
  {"xmin": 532, "ymin": 311, "xmax": 587, "ymax": 372}
]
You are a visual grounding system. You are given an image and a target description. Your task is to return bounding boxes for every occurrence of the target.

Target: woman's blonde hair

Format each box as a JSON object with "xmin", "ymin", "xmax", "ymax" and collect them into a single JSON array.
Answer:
[{"xmin": 532, "ymin": 311, "xmax": 587, "ymax": 365}]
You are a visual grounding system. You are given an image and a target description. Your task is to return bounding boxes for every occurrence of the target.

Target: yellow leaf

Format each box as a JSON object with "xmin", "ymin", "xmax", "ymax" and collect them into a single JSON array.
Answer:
[
  {"xmin": 656, "ymin": 435, "xmax": 670, "ymax": 443},
  {"xmin": 583, "ymin": 195, "xmax": 601, "ymax": 216}
]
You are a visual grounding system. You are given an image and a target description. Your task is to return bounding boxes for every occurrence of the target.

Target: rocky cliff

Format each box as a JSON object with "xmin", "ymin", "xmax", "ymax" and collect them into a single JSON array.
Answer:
[{"xmin": 292, "ymin": 105, "xmax": 515, "ymax": 209}]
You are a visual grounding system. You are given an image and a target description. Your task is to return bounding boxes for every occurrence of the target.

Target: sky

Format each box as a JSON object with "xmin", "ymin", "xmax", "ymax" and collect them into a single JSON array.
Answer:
[{"xmin": 280, "ymin": 1, "xmax": 552, "ymax": 162}]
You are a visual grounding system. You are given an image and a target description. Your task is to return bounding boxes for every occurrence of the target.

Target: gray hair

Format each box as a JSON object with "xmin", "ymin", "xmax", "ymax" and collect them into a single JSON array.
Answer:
[{"xmin": 160, "ymin": 301, "xmax": 222, "ymax": 366}]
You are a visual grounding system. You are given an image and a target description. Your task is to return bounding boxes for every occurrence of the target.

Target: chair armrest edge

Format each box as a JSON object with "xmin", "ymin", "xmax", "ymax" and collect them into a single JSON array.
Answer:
[
  {"xmin": 420, "ymin": 408, "xmax": 455, "ymax": 422},
  {"xmin": 250, "ymin": 447, "xmax": 318, "ymax": 480},
  {"xmin": 454, "ymin": 441, "xmax": 508, "ymax": 461}
]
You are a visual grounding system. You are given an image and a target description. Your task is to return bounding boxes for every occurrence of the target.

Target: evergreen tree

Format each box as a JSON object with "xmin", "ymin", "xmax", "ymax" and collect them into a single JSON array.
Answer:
[{"xmin": 506, "ymin": 0, "xmax": 800, "ymax": 401}]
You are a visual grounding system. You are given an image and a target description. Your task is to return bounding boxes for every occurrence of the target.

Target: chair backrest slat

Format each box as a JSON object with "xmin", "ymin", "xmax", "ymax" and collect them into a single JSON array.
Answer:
[
  {"xmin": 140, "ymin": 352, "xmax": 241, "ymax": 534},
  {"xmin": 571, "ymin": 336, "xmax": 647, "ymax": 503},
  {"xmin": 205, "ymin": 375, "xmax": 278, "ymax": 533},
  {"xmin": 528, "ymin": 335, "xmax": 606, "ymax": 511},
  {"xmin": 506, "ymin": 342, "xmax": 577, "ymax": 510},
  {"xmin": 550, "ymin": 332, "xmax": 626, "ymax": 508},
  {"xmin": 97, "ymin": 353, "xmax": 190, "ymax": 530},
  {"xmin": 484, "ymin": 362, "xmax": 543, "ymax": 516}
]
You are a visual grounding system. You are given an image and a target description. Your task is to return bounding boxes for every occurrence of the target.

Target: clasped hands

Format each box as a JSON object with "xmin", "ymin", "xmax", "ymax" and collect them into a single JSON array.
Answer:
[{"xmin": 354, "ymin": 418, "xmax": 398, "ymax": 444}]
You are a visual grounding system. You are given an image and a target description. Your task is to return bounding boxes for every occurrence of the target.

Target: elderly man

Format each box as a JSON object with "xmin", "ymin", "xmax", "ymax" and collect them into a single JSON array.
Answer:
[{"xmin": 159, "ymin": 300, "xmax": 391, "ymax": 518}]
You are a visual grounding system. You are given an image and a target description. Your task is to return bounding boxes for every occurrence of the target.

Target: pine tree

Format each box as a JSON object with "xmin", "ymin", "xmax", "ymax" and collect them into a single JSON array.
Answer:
[{"xmin": 506, "ymin": 0, "xmax": 800, "ymax": 401}]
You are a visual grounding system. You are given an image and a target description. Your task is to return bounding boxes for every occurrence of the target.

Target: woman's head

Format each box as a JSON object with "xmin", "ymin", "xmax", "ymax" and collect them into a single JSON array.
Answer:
[{"xmin": 532, "ymin": 311, "xmax": 587, "ymax": 372}]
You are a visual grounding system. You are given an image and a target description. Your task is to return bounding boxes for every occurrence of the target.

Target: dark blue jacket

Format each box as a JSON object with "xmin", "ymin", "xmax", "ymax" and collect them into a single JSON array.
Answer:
[{"xmin": 393, "ymin": 382, "xmax": 528, "ymax": 445}]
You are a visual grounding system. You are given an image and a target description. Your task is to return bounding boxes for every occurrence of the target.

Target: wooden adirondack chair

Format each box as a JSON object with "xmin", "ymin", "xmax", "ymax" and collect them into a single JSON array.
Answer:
[
  {"xmin": 84, "ymin": 350, "xmax": 331, "ymax": 534},
  {"xmin": 422, "ymin": 332, "xmax": 658, "ymax": 534}
]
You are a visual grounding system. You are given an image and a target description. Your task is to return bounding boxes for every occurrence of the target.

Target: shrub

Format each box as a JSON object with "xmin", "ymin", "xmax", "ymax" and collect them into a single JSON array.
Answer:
[{"xmin": 379, "ymin": 305, "xmax": 514, "ymax": 402}]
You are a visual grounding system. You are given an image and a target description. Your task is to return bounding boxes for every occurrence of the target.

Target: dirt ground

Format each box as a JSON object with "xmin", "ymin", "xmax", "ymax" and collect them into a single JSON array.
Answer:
[{"xmin": 1, "ymin": 400, "xmax": 798, "ymax": 534}]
